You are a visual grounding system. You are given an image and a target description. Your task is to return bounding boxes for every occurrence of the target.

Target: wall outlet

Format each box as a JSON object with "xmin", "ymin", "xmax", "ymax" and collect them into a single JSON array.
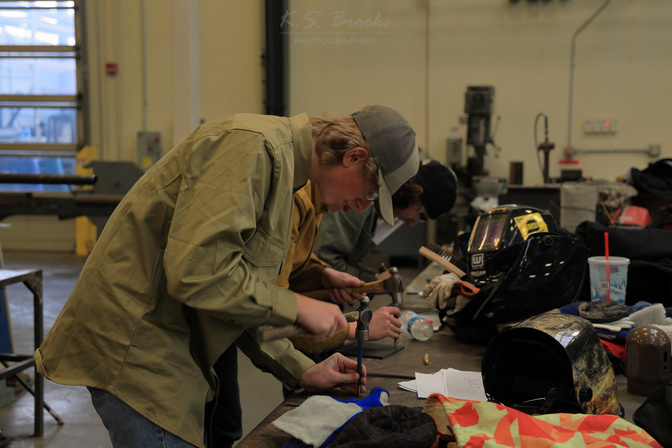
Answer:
[{"xmin": 584, "ymin": 119, "xmax": 617, "ymax": 134}]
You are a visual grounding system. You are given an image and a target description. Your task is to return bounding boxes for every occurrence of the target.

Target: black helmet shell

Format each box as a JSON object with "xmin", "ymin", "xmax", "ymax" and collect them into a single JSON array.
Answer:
[{"xmin": 482, "ymin": 313, "xmax": 621, "ymax": 415}]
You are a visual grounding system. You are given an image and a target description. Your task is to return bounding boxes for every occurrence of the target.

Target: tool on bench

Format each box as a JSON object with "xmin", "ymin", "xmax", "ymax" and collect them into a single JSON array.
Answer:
[
  {"xmin": 257, "ymin": 311, "xmax": 359, "ymax": 342},
  {"xmin": 355, "ymin": 295, "xmax": 372, "ymax": 397},
  {"xmin": 418, "ymin": 244, "xmax": 466, "ymax": 278},
  {"xmin": 302, "ymin": 267, "xmax": 405, "ymax": 306},
  {"xmin": 258, "ymin": 267, "xmax": 404, "ymax": 357},
  {"xmin": 335, "ymin": 266, "xmax": 406, "ymax": 360},
  {"xmin": 383, "ymin": 266, "xmax": 404, "ymax": 352}
]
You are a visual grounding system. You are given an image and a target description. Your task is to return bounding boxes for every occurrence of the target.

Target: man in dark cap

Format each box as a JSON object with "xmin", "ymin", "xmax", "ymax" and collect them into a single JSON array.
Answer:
[{"xmin": 315, "ymin": 159, "xmax": 458, "ymax": 283}]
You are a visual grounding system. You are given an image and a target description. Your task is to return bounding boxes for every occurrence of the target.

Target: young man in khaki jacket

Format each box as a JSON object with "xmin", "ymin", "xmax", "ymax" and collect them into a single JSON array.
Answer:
[{"xmin": 35, "ymin": 105, "xmax": 419, "ymax": 447}]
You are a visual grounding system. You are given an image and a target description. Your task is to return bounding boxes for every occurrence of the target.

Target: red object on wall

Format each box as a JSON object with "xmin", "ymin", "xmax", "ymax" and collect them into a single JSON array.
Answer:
[{"xmin": 105, "ymin": 63, "xmax": 118, "ymax": 76}]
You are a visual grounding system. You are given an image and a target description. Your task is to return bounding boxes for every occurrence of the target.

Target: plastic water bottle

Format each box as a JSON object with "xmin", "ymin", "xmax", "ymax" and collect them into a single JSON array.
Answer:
[{"xmin": 399, "ymin": 311, "xmax": 434, "ymax": 341}]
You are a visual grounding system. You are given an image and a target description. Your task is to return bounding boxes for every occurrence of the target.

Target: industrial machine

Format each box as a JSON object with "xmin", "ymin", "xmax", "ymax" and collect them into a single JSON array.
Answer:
[{"xmin": 464, "ymin": 85, "xmax": 495, "ymax": 177}]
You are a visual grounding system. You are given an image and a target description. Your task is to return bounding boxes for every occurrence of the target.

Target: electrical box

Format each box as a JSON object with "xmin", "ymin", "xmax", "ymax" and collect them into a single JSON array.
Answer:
[
  {"xmin": 137, "ymin": 131, "xmax": 162, "ymax": 170},
  {"xmin": 584, "ymin": 119, "xmax": 618, "ymax": 134}
]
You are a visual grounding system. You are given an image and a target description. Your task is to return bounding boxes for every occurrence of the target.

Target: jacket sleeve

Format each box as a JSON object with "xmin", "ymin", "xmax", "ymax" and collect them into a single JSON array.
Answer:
[
  {"xmin": 315, "ymin": 209, "xmax": 379, "ymax": 283},
  {"xmin": 288, "ymin": 253, "xmax": 329, "ymax": 293},
  {"xmin": 236, "ymin": 329, "xmax": 315, "ymax": 389},
  {"xmin": 163, "ymin": 128, "xmax": 297, "ymax": 328}
]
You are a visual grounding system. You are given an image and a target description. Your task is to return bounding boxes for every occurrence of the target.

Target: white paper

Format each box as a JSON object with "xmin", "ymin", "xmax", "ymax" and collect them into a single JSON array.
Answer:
[
  {"xmin": 442, "ymin": 368, "xmax": 487, "ymax": 401},
  {"xmin": 398, "ymin": 379, "xmax": 417, "ymax": 392},
  {"xmin": 399, "ymin": 368, "xmax": 487, "ymax": 401},
  {"xmin": 415, "ymin": 371, "xmax": 446, "ymax": 398}
]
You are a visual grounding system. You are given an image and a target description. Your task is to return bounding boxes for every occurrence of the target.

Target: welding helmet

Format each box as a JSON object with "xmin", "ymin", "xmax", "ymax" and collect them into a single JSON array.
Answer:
[
  {"xmin": 467, "ymin": 204, "xmax": 558, "ymax": 285},
  {"xmin": 461, "ymin": 205, "xmax": 588, "ymax": 324},
  {"xmin": 482, "ymin": 313, "xmax": 622, "ymax": 416}
]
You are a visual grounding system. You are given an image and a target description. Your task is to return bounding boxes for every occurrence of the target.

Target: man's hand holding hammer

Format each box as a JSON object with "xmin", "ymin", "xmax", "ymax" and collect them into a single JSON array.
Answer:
[
  {"xmin": 320, "ymin": 267, "xmax": 366, "ymax": 305},
  {"xmin": 295, "ymin": 294, "xmax": 348, "ymax": 340}
]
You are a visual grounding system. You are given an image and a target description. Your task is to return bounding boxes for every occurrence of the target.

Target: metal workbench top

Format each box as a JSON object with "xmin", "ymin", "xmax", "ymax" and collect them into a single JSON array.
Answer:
[{"xmin": 236, "ymin": 314, "xmax": 646, "ymax": 447}]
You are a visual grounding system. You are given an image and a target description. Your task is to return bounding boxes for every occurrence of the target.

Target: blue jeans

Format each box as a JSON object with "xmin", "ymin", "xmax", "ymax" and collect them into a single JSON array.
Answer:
[{"xmin": 89, "ymin": 387, "xmax": 203, "ymax": 448}]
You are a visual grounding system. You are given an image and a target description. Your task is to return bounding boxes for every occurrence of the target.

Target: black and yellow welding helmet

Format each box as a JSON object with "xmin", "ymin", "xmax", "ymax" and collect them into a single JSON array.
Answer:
[
  {"xmin": 460, "ymin": 204, "xmax": 588, "ymax": 325},
  {"xmin": 482, "ymin": 313, "xmax": 622, "ymax": 416},
  {"xmin": 467, "ymin": 204, "xmax": 558, "ymax": 286}
]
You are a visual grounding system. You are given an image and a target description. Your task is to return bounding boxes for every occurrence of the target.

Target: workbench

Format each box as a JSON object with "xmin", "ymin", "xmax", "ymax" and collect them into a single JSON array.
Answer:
[{"xmin": 236, "ymin": 299, "xmax": 648, "ymax": 447}]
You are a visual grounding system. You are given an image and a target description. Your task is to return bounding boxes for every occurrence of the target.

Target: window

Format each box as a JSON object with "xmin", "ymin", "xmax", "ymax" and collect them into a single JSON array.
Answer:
[{"xmin": 0, "ymin": 0, "xmax": 86, "ymax": 192}]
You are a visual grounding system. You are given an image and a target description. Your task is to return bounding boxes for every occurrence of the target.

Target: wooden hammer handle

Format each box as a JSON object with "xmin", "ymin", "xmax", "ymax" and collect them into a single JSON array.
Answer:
[
  {"xmin": 258, "ymin": 311, "xmax": 359, "ymax": 342},
  {"xmin": 419, "ymin": 246, "xmax": 466, "ymax": 278},
  {"xmin": 302, "ymin": 280, "xmax": 387, "ymax": 301},
  {"xmin": 258, "ymin": 324, "xmax": 304, "ymax": 342}
]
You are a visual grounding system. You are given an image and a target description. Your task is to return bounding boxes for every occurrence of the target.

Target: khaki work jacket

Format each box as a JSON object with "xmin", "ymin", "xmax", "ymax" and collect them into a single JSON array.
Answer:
[{"xmin": 35, "ymin": 113, "xmax": 315, "ymax": 447}]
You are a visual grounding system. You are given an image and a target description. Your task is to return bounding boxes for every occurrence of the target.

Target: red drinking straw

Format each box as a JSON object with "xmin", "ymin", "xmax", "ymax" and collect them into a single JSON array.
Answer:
[{"xmin": 604, "ymin": 232, "xmax": 610, "ymax": 301}]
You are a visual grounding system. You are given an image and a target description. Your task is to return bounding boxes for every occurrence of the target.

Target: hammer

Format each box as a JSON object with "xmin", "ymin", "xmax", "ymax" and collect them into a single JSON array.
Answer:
[
  {"xmin": 258, "ymin": 311, "xmax": 359, "ymax": 342},
  {"xmin": 302, "ymin": 267, "xmax": 405, "ymax": 306},
  {"xmin": 257, "ymin": 268, "xmax": 404, "ymax": 343}
]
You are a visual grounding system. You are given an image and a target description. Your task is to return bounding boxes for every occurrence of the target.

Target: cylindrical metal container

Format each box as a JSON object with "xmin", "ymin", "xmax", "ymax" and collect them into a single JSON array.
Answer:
[{"xmin": 626, "ymin": 326, "xmax": 671, "ymax": 396}]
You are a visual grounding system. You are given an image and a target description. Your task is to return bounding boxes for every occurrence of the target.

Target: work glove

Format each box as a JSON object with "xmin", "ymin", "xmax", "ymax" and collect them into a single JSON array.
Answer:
[
  {"xmin": 577, "ymin": 300, "xmax": 629, "ymax": 323},
  {"xmin": 423, "ymin": 273, "xmax": 480, "ymax": 311},
  {"xmin": 423, "ymin": 273, "xmax": 461, "ymax": 310}
]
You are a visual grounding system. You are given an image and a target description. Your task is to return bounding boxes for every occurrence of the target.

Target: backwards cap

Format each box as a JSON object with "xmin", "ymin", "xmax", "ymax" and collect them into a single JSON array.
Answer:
[
  {"xmin": 416, "ymin": 160, "xmax": 458, "ymax": 220},
  {"xmin": 352, "ymin": 105, "xmax": 419, "ymax": 225}
]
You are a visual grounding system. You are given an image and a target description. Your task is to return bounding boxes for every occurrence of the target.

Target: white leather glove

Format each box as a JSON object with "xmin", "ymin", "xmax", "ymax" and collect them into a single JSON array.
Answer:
[{"xmin": 422, "ymin": 273, "xmax": 461, "ymax": 309}]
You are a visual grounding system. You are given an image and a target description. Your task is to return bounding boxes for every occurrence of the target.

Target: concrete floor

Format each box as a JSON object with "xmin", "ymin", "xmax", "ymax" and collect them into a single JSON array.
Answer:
[{"xmin": 0, "ymin": 250, "xmax": 290, "ymax": 447}]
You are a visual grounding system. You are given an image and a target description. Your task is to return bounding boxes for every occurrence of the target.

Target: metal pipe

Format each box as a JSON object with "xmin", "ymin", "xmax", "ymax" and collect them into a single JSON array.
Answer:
[
  {"xmin": 567, "ymin": 0, "xmax": 611, "ymax": 150},
  {"xmin": 78, "ymin": 0, "xmax": 92, "ymax": 148},
  {"xmin": 0, "ymin": 45, "xmax": 75, "ymax": 53},
  {"xmin": 141, "ymin": 0, "xmax": 148, "ymax": 133},
  {"xmin": 95, "ymin": 0, "xmax": 105, "ymax": 158},
  {"xmin": 264, "ymin": 0, "xmax": 289, "ymax": 116},
  {"xmin": 565, "ymin": 144, "xmax": 660, "ymax": 158},
  {"xmin": 0, "ymin": 174, "xmax": 97, "ymax": 185},
  {"xmin": 0, "ymin": 143, "xmax": 78, "ymax": 152}
]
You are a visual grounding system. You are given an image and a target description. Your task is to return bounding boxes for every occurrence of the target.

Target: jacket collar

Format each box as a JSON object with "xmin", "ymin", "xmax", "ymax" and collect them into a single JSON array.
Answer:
[{"xmin": 291, "ymin": 113, "xmax": 312, "ymax": 192}]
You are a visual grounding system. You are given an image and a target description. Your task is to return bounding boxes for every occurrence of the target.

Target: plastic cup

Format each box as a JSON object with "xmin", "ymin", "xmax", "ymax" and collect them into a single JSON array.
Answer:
[{"xmin": 587, "ymin": 256, "xmax": 629, "ymax": 304}]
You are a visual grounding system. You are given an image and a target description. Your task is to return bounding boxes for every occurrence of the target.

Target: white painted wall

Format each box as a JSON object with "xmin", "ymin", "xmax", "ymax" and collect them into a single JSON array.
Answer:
[
  {"xmin": 287, "ymin": 0, "xmax": 671, "ymax": 184},
  {"xmin": 4, "ymin": 0, "xmax": 670, "ymax": 251}
]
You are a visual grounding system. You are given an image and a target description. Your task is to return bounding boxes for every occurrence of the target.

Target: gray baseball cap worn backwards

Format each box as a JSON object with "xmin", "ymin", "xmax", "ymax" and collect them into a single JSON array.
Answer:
[{"xmin": 352, "ymin": 105, "xmax": 419, "ymax": 226}]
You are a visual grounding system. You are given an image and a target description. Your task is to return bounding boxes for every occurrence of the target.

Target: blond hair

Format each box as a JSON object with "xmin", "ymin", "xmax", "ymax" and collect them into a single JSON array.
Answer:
[{"xmin": 310, "ymin": 108, "xmax": 378, "ymax": 188}]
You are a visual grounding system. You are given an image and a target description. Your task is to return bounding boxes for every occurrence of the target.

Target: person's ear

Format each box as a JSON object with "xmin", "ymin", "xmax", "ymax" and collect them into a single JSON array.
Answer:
[{"xmin": 343, "ymin": 147, "xmax": 369, "ymax": 167}]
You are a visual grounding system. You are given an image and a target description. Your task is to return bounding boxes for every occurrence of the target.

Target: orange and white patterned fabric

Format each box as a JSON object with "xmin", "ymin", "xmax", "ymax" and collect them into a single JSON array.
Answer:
[{"xmin": 423, "ymin": 394, "xmax": 662, "ymax": 448}]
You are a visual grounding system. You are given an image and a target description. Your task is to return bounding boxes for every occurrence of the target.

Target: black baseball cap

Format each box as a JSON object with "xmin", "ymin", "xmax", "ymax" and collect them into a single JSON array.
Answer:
[{"xmin": 416, "ymin": 160, "xmax": 458, "ymax": 220}]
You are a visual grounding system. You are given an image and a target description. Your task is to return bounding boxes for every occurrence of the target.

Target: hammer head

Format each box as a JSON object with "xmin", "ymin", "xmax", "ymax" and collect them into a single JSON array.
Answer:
[{"xmin": 383, "ymin": 266, "xmax": 404, "ymax": 306}]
